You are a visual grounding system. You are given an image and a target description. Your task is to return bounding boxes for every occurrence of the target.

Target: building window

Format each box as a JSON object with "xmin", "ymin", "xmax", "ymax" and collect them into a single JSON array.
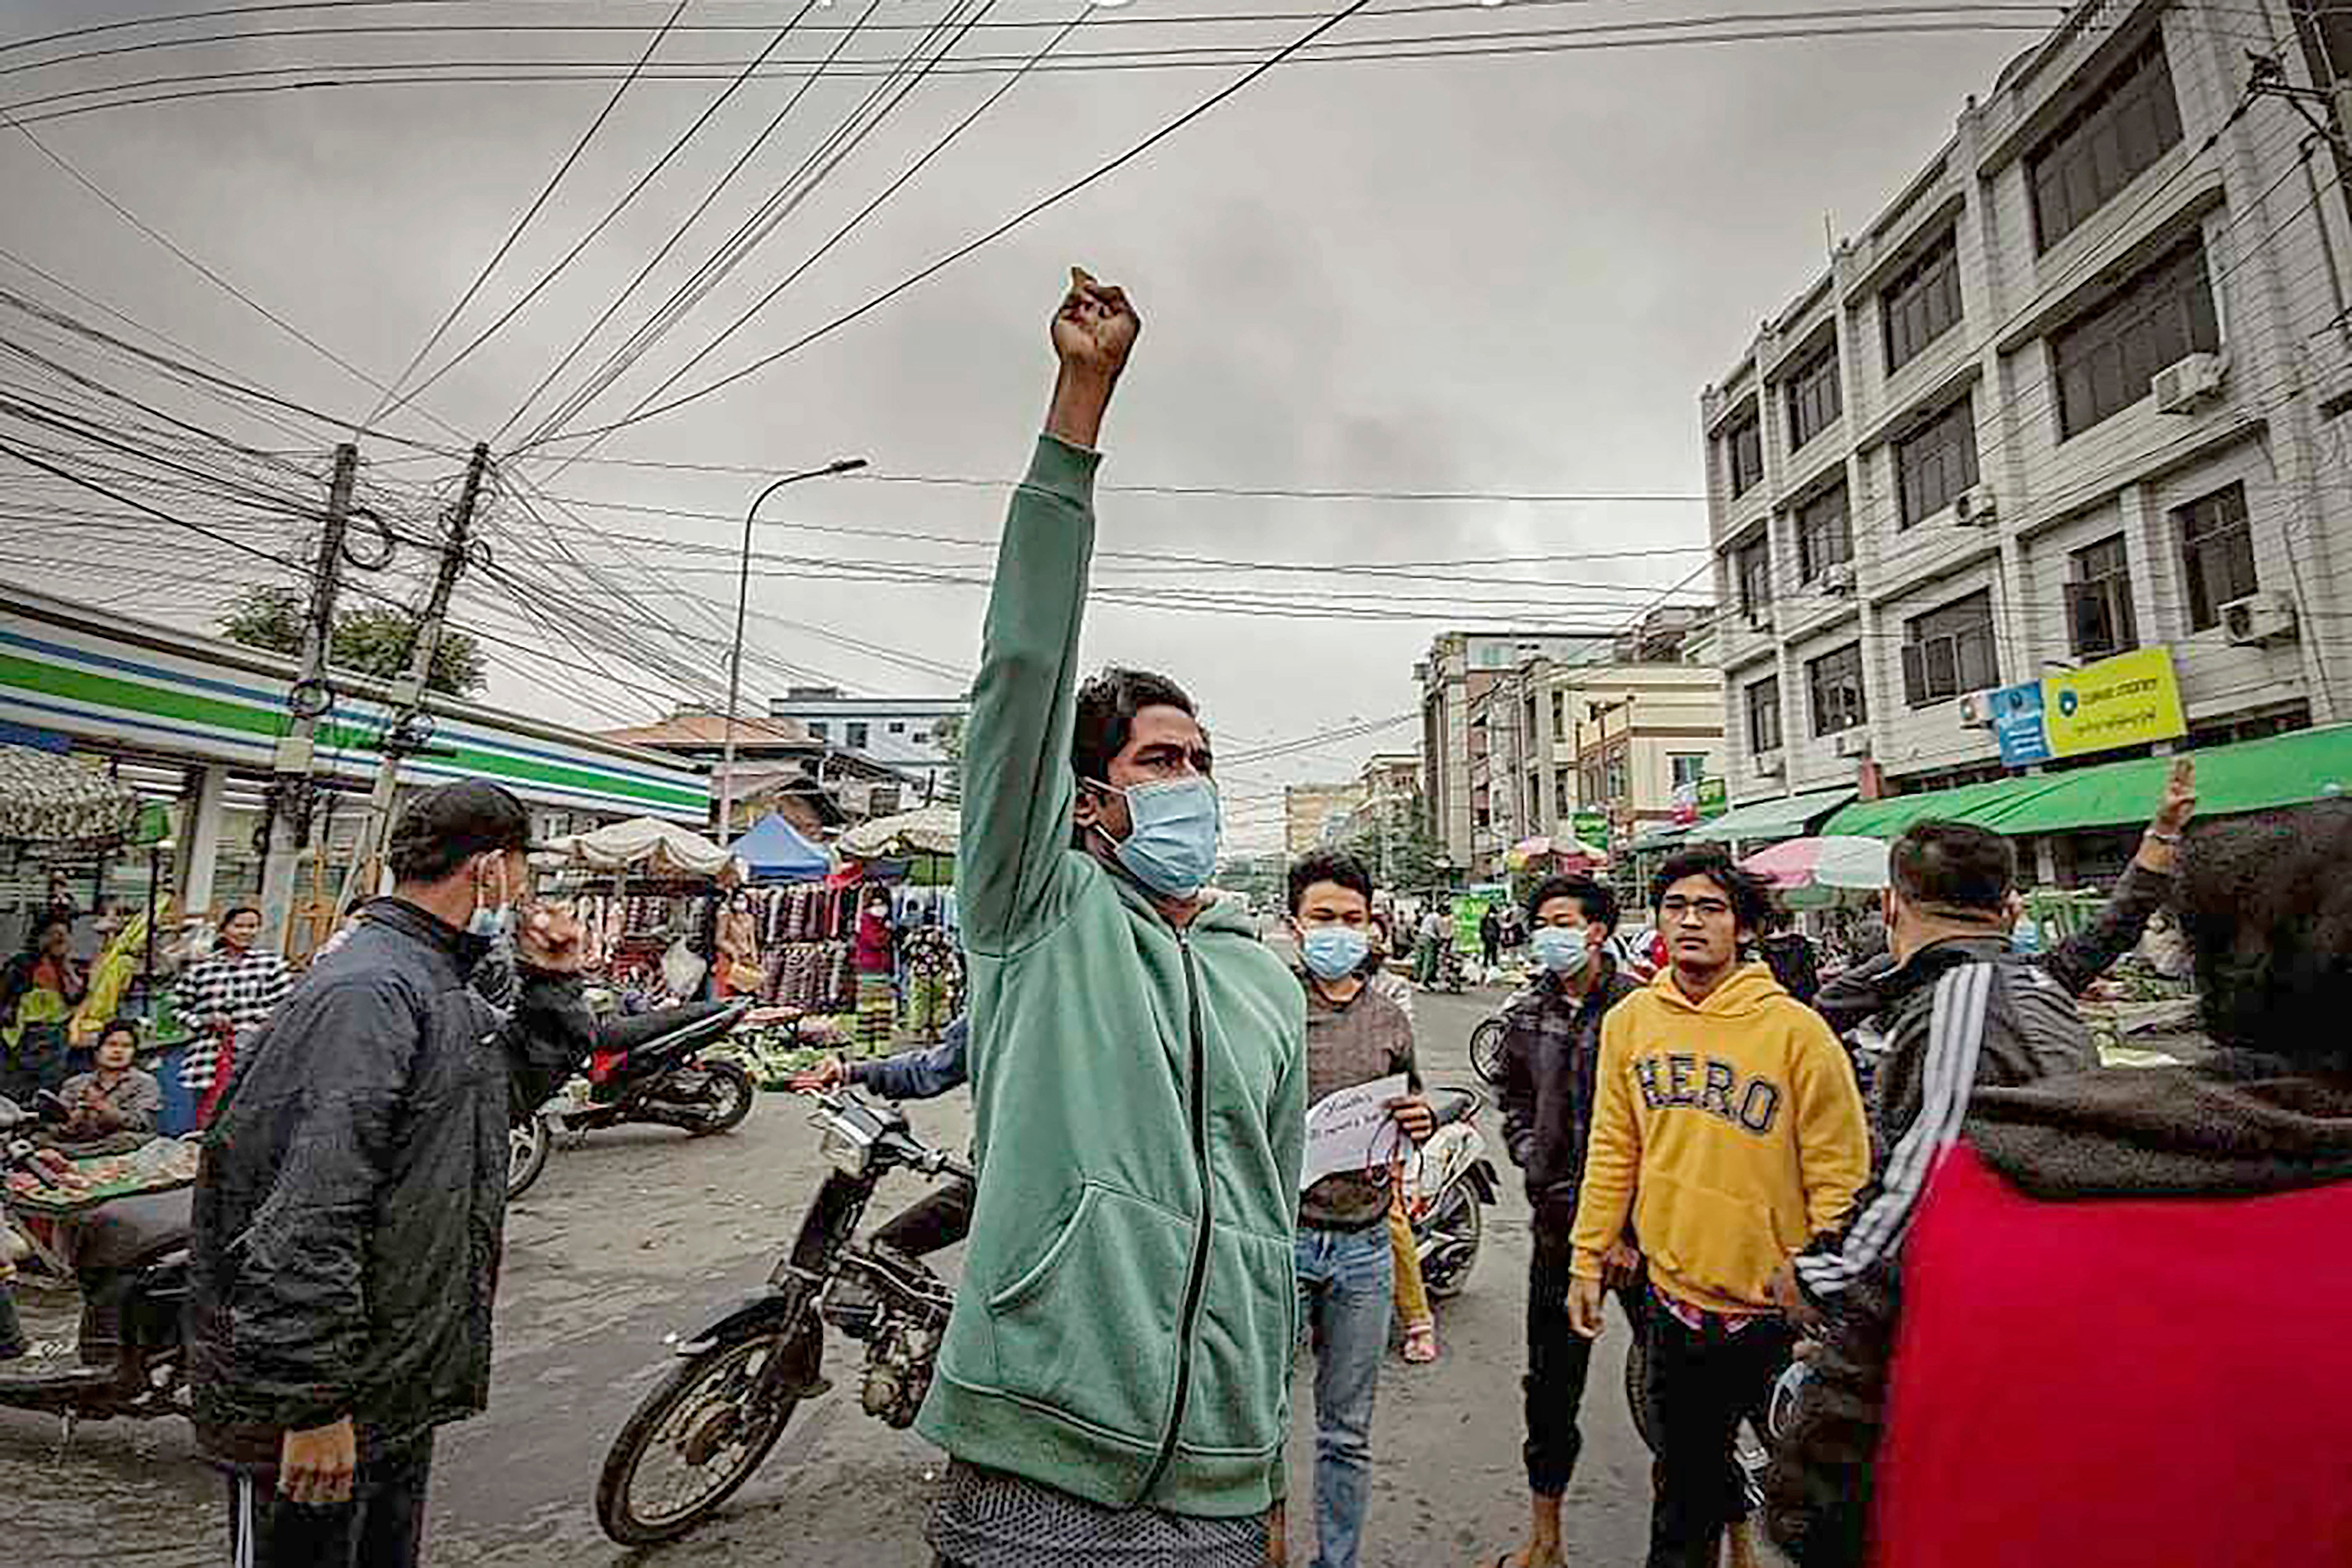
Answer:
[
  {"xmin": 1806, "ymin": 641, "xmax": 1869, "ymax": 735},
  {"xmin": 1670, "ymin": 752, "xmax": 1708, "ymax": 788},
  {"xmin": 1797, "ymin": 484, "xmax": 1853, "ymax": 581},
  {"xmin": 1733, "ymin": 529, "xmax": 1773, "ymax": 617},
  {"xmin": 2066, "ymin": 534, "xmax": 2139, "ymax": 659},
  {"xmin": 846, "ymin": 722, "xmax": 870, "ymax": 749},
  {"xmin": 807, "ymin": 720, "xmax": 829, "ymax": 741},
  {"xmin": 1555, "ymin": 765, "xmax": 1574, "ymax": 809},
  {"xmin": 1786, "ymin": 340, "xmax": 1843, "ymax": 451},
  {"xmin": 2177, "ymin": 482, "xmax": 2258, "ymax": 630},
  {"xmin": 1725, "ymin": 411, "xmax": 1764, "ymax": 498},
  {"xmin": 1895, "ymin": 397, "xmax": 1979, "ymax": 528},
  {"xmin": 1746, "ymin": 675, "xmax": 1783, "ymax": 754},
  {"xmin": 2029, "ymin": 36, "xmax": 2183, "ymax": 250},
  {"xmin": 910, "ymin": 728, "xmax": 928, "ymax": 744},
  {"xmin": 2051, "ymin": 240, "xmax": 2218, "ymax": 438},
  {"xmin": 1550, "ymin": 690, "xmax": 1566, "ymax": 735},
  {"xmin": 1901, "ymin": 589, "xmax": 2000, "ymax": 706},
  {"xmin": 1882, "ymin": 229, "xmax": 1962, "ymax": 373},
  {"xmin": 1581, "ymin": 762, "xmax": 1603, "ymax": 805},
  {"xmin": 887, "ymin": 721, "xmax": 906, "ymax": 736},
  {"xmin": 1604, "ymin": 746, "xmax": 1630, "ymax": 802}
]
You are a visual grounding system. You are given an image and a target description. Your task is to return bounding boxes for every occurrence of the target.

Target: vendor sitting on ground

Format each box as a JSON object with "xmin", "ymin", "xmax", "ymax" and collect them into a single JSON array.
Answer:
[{"xmin": 58, "ymin": 1019, "xmax": 160, "ymax": 1143}]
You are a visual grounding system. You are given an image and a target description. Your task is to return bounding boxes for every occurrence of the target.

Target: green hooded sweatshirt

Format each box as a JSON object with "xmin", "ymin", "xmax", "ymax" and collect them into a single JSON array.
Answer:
[{"xmin": 914, "ymin": 434, "xmax": 1307, "ymax": 1518}]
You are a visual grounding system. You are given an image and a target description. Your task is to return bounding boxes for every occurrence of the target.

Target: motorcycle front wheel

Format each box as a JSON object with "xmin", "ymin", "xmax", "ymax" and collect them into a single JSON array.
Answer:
[
  {"xmin": 685, "ymin": 1059, "xmax": 757, "ymax": 1136},
  {"xmin": 506, "ymin": 1113, "xmax": 551, "ymax": 1201},
  {"xmin": 1468, "ymin": 1018, "xmax": 1507, "ymax": 1085},
  {"xmin": 1421, "ymin": 1186, "xmax": 1484, "ymax": 1301},
  {"xmin": 596, "ymin": 1330, "xmax": 801, "ymax": 1546}
]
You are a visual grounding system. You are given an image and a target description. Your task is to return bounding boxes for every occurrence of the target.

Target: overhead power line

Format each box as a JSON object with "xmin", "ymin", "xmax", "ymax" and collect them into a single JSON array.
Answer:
[{"xmin": 365, "ymin": 0, "xmax": 691, "ymax": 428}]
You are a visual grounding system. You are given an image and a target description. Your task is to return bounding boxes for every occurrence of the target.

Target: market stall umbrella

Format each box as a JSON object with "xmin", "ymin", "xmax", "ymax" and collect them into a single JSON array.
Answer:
[
  {"xmin": 1506, "ymin": 834, "xmax": 1607, "ymax": 871},
  {"xmin": 1740, "ymin": 835, "xmax": 1891, "ymax": 892},
  {"xmin": 0, "ymin": 743, "xmax": 144, "ymax": 844},
  {"xmin": 537, "ymin": 816, "xmax": 741, "ymax": 880},
  {"xmin": 839, "ymin": 804, "xmax": 958, "ymax": 860}
]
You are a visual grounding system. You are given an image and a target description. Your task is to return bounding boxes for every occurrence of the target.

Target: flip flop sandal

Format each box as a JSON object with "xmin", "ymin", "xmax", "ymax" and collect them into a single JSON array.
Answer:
[{"xmin": 1402, "ymin": 1324, "xmax": 1440, "ymax": 1364}]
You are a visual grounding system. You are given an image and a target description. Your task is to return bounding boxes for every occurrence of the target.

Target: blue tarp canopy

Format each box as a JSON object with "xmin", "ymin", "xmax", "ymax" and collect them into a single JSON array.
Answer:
[{"xmin": 732, "ymin": 813, "xmax": 830, "ymax": 883}]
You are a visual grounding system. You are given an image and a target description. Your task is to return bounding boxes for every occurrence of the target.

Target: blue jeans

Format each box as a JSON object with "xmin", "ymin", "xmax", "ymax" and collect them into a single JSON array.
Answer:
[{"xmin": 1294, "ymin": 1222, "xmax": 1393, "ymax": 1568}]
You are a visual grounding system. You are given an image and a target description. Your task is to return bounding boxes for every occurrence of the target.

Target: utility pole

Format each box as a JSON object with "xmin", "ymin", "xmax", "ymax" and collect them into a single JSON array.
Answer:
[
  {"xmin": 258, "ymin": 442, "xmax": 359, "ymax": 953},
  {"xmin": 339, "ymin": 442, "xmax": 490, "ymax": 911}
]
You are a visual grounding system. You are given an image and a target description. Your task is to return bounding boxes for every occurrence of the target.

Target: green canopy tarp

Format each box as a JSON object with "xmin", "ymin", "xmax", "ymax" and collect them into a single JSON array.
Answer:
[
  {"xmin": 1683, "ymin": 785, "xmax": 1856, "ymax": 844},
  {"xmin": 1824, "ymin": 723, "xmax": 2352, "ymax": 840}
]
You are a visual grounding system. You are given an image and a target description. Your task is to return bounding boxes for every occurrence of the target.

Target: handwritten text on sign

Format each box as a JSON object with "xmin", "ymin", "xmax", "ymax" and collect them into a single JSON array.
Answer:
[{"xmin": 1301, "ymin": 1073, "xmax": 1408, "ymax": 1191}]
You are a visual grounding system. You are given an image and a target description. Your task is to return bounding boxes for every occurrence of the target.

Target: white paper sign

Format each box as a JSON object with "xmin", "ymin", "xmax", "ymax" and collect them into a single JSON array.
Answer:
[{"xmin": 1301, "ymin": 1073, "xmax": 1408, "ymax": 1192}]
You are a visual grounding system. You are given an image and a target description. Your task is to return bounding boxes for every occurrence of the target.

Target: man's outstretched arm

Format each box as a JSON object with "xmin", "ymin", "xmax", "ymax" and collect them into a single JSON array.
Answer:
[{"xmin": 957, "ymin": 269, "xmax": 1140, "ymax": 955}]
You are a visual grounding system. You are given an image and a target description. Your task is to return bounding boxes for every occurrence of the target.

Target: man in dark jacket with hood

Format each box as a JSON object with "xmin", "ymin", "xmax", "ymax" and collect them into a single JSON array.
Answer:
[
  {"xmin": 189, "ymin": 781, "xmax": 594, "ymax": 1567},
  {"xmin": 1485, "ymin": 873, "xmax": 1644, "ymax": 1568},
  {"xmin": 1793, "ymin": 763, "xmax": 2194, "ymax": 1310},
  {"xmin": 1768, "ymin": 797, "xmax": 2352, "ymax": 1567}
]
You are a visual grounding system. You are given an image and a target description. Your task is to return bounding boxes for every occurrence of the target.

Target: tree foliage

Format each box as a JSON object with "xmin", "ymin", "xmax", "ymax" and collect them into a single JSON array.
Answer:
[{"xmin": 220, "ymin": 584, "xmax": 488, "ymax": 699}]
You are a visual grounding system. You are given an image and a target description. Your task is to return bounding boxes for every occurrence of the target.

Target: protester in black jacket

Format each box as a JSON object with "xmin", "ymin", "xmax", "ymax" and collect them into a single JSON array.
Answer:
[
  {"xmin": 189, "ymin": 782, "xmax": 594, "ymax": 1568},
  {"xmin": 1485, "ymin": 873, "xmax": 1644, "ymax": 1568},
  {"xmin": 1793, "ymin": 765, "xmax": 2194, "ymax": 1312}
]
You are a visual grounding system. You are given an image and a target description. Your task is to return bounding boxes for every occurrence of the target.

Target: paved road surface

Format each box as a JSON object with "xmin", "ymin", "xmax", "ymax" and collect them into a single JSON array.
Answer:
[{"xmin": 9, "ymin": 985, "xmax": 1668, "ymax": 1566}]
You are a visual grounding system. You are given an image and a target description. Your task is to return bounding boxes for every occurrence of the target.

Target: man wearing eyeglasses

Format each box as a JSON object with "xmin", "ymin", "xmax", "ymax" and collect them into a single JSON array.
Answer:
[{"xmin": 1565, "ymin": 846, "xmax": 1869, "ymax": 1568}]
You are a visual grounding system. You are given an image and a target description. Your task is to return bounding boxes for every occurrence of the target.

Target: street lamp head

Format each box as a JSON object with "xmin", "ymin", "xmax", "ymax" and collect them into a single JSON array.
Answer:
[{"xmin": 826, "ymin": 457, "xmax": 869, "ymax": 475}]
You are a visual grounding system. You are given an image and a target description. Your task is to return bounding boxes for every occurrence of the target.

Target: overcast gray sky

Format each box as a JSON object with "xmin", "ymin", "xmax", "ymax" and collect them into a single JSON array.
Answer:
[{"xmin": 0, "ymin": 0, "xmax": 2039, "ymax": 847}]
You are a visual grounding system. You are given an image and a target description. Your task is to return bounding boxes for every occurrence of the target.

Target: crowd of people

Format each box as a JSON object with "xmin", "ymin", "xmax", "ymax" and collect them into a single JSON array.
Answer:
[{"xmin": 13, "ymin": 269, "xmax": 2344, "ymax": 1568}]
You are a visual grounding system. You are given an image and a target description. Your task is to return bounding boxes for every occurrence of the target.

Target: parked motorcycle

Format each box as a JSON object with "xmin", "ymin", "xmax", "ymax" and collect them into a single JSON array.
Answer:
[
  {"xmin": 1400, "ymin": 1084, "xmax": 1499, "ymax": 1298},
  {"xmin": 0, "ymin": 1098, "xmax": 191, "ymax": 1436},
  {"xmin": 595, "ymin": 1086, "xmax": 965, "ymax": 1546},
  {"xmin": 1470, "ymin": 1013, "xmax": 1507, "ymax": 1086},
  {"xmin": 510, "ymin": 1000, "xmax": 759, "ymax": 1200}
]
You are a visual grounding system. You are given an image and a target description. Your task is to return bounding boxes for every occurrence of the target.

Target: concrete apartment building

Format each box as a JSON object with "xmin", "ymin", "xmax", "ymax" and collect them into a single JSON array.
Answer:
[
  {"xmin": 764, "ymin": 685, "xmax": 967, "ymax": 803},
  {"xmin": 1466, "ymin": 660, "xmax": 1726, "ymax": 876},
  {"xmin": 1418, "ymin": 616, "xmax": 1712, "ymax": 871},
  {"xmin": 1282, "ymin": 782, "xmax": 1367, "ymax": 857},
  {"xmin": 1700, "ymin": 0, "xmax": 2352, "ymax": 873}
]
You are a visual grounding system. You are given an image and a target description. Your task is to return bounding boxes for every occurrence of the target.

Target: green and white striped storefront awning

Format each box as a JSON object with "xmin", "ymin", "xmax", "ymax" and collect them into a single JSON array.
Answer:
[{"xmin": 1, "ymin": 587, "xmax": 708, "ymax": 824}]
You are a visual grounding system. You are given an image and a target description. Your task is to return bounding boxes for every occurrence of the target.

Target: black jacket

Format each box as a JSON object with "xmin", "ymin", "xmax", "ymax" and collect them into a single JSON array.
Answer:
[
  {"xmin": 1496, "ymin": 957, "xmax": 1641, "ymax": 1238},
  {"xmin": 188, "ymin": 898, "xmax": 595, "ymax": 1463},
  {"xmin": 1791, "ymin": 866, "xmax": 2177, "ymax": 1320}
]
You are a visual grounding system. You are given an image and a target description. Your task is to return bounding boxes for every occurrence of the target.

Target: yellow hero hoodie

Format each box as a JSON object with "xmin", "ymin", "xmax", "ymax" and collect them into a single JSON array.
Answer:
[{"xmin": 1569, "ymin": 961, "xmax": 1868, "ymax": 1315}]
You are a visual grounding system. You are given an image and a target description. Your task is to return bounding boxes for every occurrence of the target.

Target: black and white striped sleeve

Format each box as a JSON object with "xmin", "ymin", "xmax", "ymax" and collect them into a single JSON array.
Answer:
[{"xmin": 1796, "ymin": 961, "xmax": 1992, "ymax": 1303}]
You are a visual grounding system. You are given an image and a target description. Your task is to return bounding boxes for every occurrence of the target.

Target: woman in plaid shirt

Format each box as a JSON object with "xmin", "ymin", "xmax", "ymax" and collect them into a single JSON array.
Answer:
[{"xmin": 177, "ymin": 904, "xmax": 290, "ymax": 1123}]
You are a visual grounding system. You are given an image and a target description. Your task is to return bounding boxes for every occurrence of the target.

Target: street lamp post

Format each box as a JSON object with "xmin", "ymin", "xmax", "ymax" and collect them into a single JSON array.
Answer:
[{"xmin": 719, "ymin": 457, "xmax": 868, "ymax": 844}]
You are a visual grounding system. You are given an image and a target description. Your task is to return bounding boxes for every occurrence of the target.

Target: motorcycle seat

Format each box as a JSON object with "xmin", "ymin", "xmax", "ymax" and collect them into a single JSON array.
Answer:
[
  {"xmin": 1427, "ymin": 1088, "xmax": 1480, "ymax": 1129},
  {"xmin": 71, "ymin": 1189, "xmax": 193, "ymax": 1276},
  {"xmin": 595, "ymin": 1000, "xmax": 740, "ymax": 1057}
]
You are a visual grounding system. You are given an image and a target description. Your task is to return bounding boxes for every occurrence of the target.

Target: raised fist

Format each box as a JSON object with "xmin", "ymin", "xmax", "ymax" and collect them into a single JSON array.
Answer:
[{"xmin": 1051, "ymin": 267, "xmax": 1140, "ymax": 380}]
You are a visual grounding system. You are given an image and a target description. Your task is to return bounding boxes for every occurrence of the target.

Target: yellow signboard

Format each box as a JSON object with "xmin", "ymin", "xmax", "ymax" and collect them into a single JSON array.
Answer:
[{"xmin": 2042, "ymin": 647, "xmax": 2187, "ymax": 760}]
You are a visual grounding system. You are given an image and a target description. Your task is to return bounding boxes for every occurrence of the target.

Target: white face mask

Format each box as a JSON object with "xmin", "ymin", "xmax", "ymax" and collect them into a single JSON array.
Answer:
[{"xmin": 1531, "ymin": 924, "xmax": 1592, "ymax": 976}]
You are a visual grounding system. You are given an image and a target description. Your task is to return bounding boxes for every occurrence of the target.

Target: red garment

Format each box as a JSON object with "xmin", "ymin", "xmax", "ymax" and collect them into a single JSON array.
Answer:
[
  {"xmin": 1873, "ymin": 1142, "xmax": 2352, "ymax": 1567},
  {"xmin": 853, "ymin": 908, "xmax": 893, "ymax": 976}
]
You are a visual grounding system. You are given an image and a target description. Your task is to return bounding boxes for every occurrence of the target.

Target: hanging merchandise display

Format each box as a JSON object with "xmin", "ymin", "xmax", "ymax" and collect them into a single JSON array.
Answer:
[{"xmin": 899, "ymin": 922, "xmax": 964, "ymax": 1042}]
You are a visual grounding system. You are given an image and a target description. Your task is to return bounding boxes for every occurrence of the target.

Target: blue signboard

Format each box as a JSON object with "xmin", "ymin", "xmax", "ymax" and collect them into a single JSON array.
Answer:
[{"xmin": 1989, "ymin": 681, "xmax": 2051, "ymax": 767}]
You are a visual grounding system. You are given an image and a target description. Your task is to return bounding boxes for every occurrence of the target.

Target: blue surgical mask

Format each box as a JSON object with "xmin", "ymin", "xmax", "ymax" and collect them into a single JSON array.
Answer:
[
  {"xmin": 1088, "ymin": 777, "xmax": 1221, "ymax": 900},
  {"xmin": 1531, "ymin": 925, "xmax": 1591, "ymax": 976},
  {"xmin": 1300, "ymin": 926, "xmax": 1369, "ymax": 982}
]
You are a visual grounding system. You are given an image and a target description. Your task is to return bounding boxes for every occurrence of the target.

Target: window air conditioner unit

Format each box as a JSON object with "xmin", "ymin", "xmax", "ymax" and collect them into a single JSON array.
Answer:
[
  {"xmin": 1952, "ymin": 487, "xmax": 1998, "ymax": 528},
  {"xmin": 2152, "ymin": 352, "xmax": 2228, "ymax": 414},
  {"xmin": 1834, "ymin": 730, "xmax": 1872, "ymax": 759},
  {"xmin": 2222, "ymin": 590, "xmax": 2299, "ymax": 646},
  {"xmin": 1754, "ymin": 751, "xmax": 1786, "ymax": 779},
  {"xmin": 1820, "ymin": 563, "xmax": 1857, "ymax": 595},
  {"xmin": 1956, "ymin": 689, "xmax": 1999, "ymax": 728}
]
